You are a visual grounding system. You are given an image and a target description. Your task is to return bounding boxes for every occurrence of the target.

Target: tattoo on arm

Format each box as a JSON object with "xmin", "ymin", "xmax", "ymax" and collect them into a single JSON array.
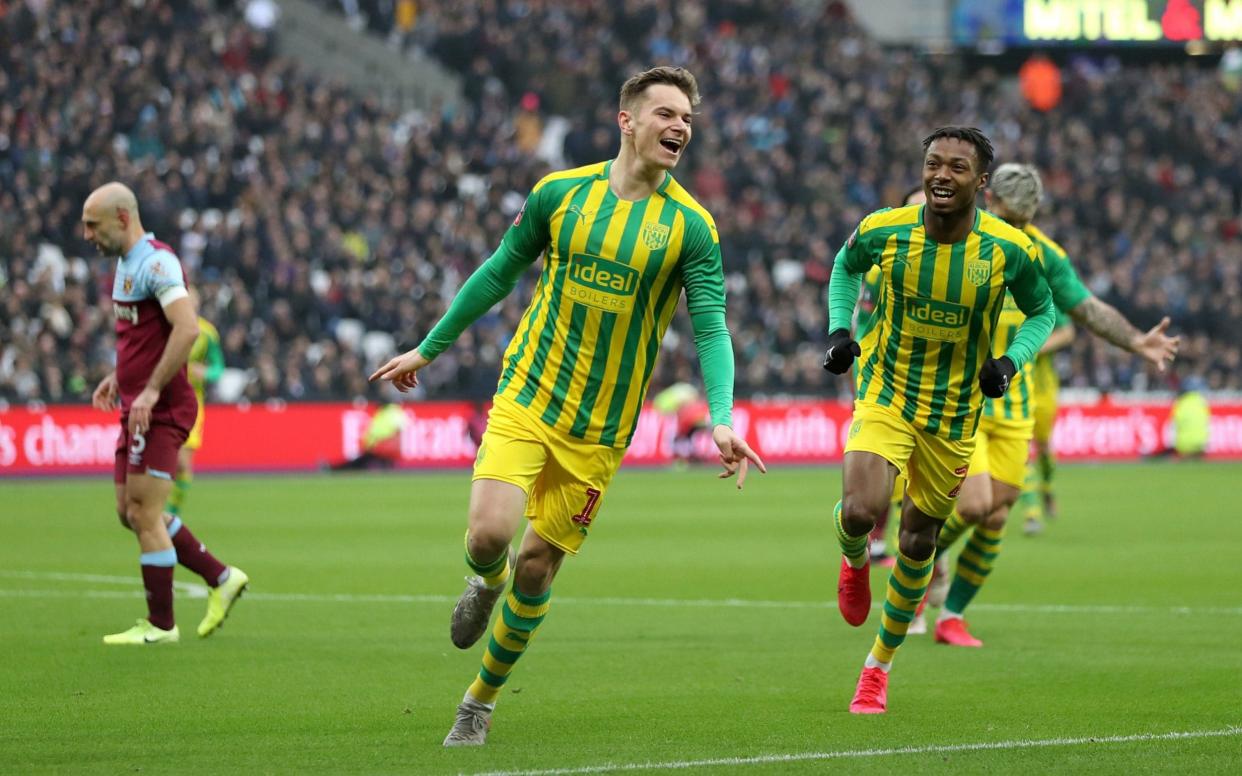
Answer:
[{"xmin": 1069, "ymin": 297, "xmax": 1141, "ymax": 352}]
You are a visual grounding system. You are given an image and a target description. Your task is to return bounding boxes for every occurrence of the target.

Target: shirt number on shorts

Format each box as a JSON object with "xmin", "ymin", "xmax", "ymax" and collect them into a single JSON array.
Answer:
[
  {"xmin": 571, "ymin": 488, "xmax": 601, "ymax": 527},
  {"xmin": 128, "ymin": 431, "xmax": 147, "ymax": 466}
]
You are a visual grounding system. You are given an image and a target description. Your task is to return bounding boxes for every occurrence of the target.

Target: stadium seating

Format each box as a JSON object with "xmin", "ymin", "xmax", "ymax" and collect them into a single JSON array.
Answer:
[{"xmin": 1, "ymin": 0, "xmax": 1237, "ymax": 405}]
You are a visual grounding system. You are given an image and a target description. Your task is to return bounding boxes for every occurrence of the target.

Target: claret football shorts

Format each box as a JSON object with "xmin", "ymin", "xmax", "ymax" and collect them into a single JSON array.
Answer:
[{"xmin": 114, "ymin": 418, "xmax": 189, "ymax": 484}]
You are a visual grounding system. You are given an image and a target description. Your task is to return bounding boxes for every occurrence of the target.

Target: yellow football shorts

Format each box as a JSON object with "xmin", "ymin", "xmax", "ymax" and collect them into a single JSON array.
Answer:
[
  {"xmin": 968, "ymin": 416, "xmax": 1034, "ymax": 489},
  {"xmin": 845, "ymin": 401, "xmax": 975, "ymax": 520},
  {"xmin": 474, "ymin": 395, "xmax": 626, "ymax": 555},
  {"xmin": 1032, "ymin": 382, "xmax": 1058, "ymax": 446},
  {"xmin": 184, "ymin": 396, "xmax": 205, "ymax": 451}
]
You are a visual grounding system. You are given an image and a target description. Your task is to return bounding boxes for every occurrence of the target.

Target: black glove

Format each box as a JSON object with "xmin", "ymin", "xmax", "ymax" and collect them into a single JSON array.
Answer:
[
  {"xmin": 822, "ymin": 329, "xmax": 862, "ymax": 375},
  {"xmin": 978, "ymin": 356, "xmax": 1016, "ymax": 398}
]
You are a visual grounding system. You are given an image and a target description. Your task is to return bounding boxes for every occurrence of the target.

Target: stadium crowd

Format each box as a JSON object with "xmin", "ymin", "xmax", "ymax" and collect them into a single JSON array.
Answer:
[{"xmin": 2, "ymin": 0, "xmax": 1239, "ymax": 406}]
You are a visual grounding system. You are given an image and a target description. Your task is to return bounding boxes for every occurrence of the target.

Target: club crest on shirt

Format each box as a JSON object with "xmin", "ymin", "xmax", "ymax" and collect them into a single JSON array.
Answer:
[
  {"xmin": 641, "ymin": 222, "xmax": 670, "ymax": 250},
  {"xmin": 123, "ymin": 276, "xmax": 133, "ymax": 294},
  {"xmin": 966, "ymin": 259, "xmax": 991, "ymax": 287}
]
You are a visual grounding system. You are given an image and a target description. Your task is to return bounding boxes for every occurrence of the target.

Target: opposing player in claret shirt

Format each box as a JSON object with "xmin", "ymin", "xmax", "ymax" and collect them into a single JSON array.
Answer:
[{"xmin": 84, "ymin": 182, "xmax": 248, "ymax": 646}]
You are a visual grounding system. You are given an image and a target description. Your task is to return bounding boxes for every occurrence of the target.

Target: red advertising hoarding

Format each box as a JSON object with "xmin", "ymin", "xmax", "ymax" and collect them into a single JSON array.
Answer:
[{"xmin": 2, "ymin": 398, "xmax": 1241, "ymax": 476}]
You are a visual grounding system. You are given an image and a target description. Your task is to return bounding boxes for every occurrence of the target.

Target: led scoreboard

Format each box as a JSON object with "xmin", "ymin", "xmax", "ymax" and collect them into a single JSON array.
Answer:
[{"xmin": 953, "ymin": 0, "xmax": 1242, "ymax": 46}]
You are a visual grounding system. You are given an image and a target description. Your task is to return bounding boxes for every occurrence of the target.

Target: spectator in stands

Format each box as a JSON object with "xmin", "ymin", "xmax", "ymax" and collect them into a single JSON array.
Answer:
[{"xmin": 2, "ymin": 0, "xmax": 1240, "ymax": 407}]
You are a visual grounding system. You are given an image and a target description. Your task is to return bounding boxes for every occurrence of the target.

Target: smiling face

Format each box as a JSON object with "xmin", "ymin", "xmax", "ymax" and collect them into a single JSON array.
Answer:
[
  {"xmin": 620, "ymin": 83, "xmax": 694, "ymax": 171},
  {"xmin": 922, "ymin": 137, "xmax": 988, "ymax": 217}
]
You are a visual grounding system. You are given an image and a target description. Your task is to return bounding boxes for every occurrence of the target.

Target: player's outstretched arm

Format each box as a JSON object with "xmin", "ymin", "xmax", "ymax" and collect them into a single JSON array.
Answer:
[
  {"xmin": 376, "ymin": 192, "xmax": 548, "ymax": 390},
  {"xmin": 1069, "ymin": 298, "xmax": 1180, "ymax": 372},
  {"xmin": 712, "ymin": 424, "xmax": 766, "ymax": 489},
  {"xmin": 369, "ymin": 347, "xmax": 430, "ymax": 392}
]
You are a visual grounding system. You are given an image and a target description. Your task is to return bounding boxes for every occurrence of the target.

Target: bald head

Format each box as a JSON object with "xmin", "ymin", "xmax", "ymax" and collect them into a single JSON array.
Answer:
[
  {"xmin": 85, "ymin": 182, "xmax": 139, "ymax": 215},
  {"xmin": 82, "ymin": 182, "xmax": 144, "ymax": 257}
]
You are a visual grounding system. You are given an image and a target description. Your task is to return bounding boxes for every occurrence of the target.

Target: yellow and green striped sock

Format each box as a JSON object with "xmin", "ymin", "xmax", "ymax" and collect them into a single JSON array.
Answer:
[
  {"xmin": 465, "ymin": 533, "xmax": 511, "ymax": 589},
  {"xmin": 869, "ymin": 550, "xmax": 935, "ymax": 665},
  {"xmin": 1037, "ymin": 450, "xmax": 1055, "ymax": 494},
  {"xmin": 944, "ymin": 524, "xmax": 1005, "ymax": 616},
  {"xmin": 833, "ymin": 501, "xmax": 868, "ymax": 565},
  {"xmin": 467, "ymin": 587, "xmax": 551, "ymax": 705},
  {"xmin": 936, "ymin": 510, "xmax": 970, "ymax": 553},
  {"xmin": 1018, "ymin": 463, "xmax": 1044, "ymax": 521},
  {"xmin": 166, "ymin": 469, "xmax": 192, "ymax": 517}
]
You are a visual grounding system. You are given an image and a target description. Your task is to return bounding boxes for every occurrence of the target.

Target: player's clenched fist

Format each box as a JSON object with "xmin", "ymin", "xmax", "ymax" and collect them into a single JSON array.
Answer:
[
  {"xmin": 822, "ymin": 329, "xmax": 861, "ymax": 375},
  {"xmin": 978, "ymin": 356, "xmax": 1016, "ymax": 398}
]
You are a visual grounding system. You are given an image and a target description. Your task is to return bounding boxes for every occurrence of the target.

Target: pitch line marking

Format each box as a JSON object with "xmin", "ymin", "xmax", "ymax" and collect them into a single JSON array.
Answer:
[
  {"xmin": 466, "ymin": 726, "xmax": 1242, "ymax": 776},
  {"xmin": 2, "ymin": 571, "xmax": 1240, "ymax": 616}
]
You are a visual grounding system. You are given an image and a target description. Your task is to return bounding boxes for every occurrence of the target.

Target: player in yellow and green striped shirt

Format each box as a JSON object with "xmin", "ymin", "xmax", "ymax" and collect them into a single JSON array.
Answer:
[
  {"xmin": 852, "ymin": 185, "xmax": 927, "ymax": 568},
  {"xmin": 167, "ymin": 301, "xmax": 224, "ymax": 520},
  {"xmin": 926, "ymin": 164, "xmax": 1181, "ymax": 647},
  {"xmin": 1026, "ymin": 339, "xmax": 1063, "ymax": 526},
  {"xmin": 370, "ymin": 66, "xmax": 765, "ymax": 747},
  {"xmin": 823, "ymin": 127, "xmax": 1057, "ymax": 714}
]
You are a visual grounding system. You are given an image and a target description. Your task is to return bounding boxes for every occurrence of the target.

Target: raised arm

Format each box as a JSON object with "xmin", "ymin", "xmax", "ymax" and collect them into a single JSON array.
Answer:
[
  {"xmin": 1040, "ymin": 235, "xmax": 1178, "ymax": 371},
  {"xmin": 1068, "ymin": 297, "xmax": 1179, "ymax": 372}
]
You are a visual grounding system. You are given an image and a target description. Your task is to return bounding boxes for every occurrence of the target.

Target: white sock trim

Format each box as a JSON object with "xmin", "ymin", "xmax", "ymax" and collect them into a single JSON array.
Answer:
[
  {"xmin": 464, "ymin": 690, "xmax": 495, "ymax": 710},
  {"xmin": 863, "ymin": 655, "xmax": 892, "ymax": 672}
]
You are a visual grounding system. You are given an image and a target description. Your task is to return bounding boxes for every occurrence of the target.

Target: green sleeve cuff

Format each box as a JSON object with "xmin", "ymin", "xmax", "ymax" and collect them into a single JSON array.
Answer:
[
  {"xmin": 828, "ymin": 253, "xmax": 862, "ymax": 333},
  {"xmin": 416, "ymin": 244, "xmax": 534, "ymax": 359},
  {"xmin": 1004, "ymin": 302, "xmax": 1055, "ymax": 370},
  {"xmin": 689, "ymin": 308, "xmax": 734, "ymax": 428}
]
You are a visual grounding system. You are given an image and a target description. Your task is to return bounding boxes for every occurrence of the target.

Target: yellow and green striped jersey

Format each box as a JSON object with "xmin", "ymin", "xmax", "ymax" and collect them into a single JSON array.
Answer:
[
  {"xmin": 855, "ymin": 264, "xmax": 885, "ymax": 346},
  {"xmin": 186, "ymin": 316, "xmax": 223, "ymax": 401},
  {"xmin": 984, "ymin": 223, "xmax": 1090, "ymax": 424},
  {"xmin": 1031, "ymin": 350, "xmax": 1059, "ymax": 396},
  {"xmin": 840, "ymin": 205, "xmax": 1052, "ymax": 440},
  {"xmin": 494, "ymin": 161, "xmax": 725, "ymax": 448}
]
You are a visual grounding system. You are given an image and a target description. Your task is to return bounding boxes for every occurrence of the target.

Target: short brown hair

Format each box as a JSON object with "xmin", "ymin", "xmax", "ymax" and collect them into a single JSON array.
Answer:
[{"xmin": 619, "ymin": 66, "xmax": 701, "ymax": 111}]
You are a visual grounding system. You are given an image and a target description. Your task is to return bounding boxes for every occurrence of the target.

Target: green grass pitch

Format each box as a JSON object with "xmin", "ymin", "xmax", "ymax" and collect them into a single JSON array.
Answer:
[{"xmin": 2, "ymin": 462, "xmax": 1240, "ymax": 774}]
